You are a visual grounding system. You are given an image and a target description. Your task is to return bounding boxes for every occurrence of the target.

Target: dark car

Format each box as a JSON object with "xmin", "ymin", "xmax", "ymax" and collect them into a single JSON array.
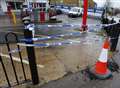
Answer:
[
  {"xmin": 50, "ymin": 5, "xmax": 62, "ymax": 15},
  {"xmin": 55, "ymin": 5, "xmax": 71, "ymax": 15},
  {"xmin": 55, "ymin": 5, "xmax": 63, "ymax": 15}
]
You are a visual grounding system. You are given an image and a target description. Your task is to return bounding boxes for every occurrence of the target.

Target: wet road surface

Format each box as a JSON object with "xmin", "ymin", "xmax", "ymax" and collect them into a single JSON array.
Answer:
[
  {"xmin": 0, "ymin": 15, "xmax": 106, "ymax": 87},
  {"xmin": 0, "ymin": 32, "xmax": 104, "ymax": 87}
]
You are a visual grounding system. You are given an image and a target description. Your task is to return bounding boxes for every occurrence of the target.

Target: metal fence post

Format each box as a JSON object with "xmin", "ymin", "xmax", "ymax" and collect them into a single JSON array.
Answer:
[
  {"xmin": 0, "ymin": 55, "xmax": 11, "ymax": 87},
  {"xmin": 24, "ymin": 29, "xmax": 39, "ymax": 85}
]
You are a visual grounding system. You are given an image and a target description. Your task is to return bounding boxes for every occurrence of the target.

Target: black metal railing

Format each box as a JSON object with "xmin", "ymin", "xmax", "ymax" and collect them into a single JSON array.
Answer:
[
  {"xmin": 0, "ymin": 32, "xmax": 28, "ymax": 87},
  {"xmin": 0, "ymin": 31, "xmax": 39, "ymax": 87},
  {"xmin": 0, "ymin": 55, "xmax": 11, "ymax": 87}
]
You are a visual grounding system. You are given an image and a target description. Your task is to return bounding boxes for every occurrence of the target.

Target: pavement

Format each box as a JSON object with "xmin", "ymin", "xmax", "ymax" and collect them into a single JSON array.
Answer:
[
  {"xmin": 18, "ymin": 39, "xmax": 120, "ymax": 88},
  {"xmin": 41, "ymin": 40, "xmax": 120, "ymax": 88}
]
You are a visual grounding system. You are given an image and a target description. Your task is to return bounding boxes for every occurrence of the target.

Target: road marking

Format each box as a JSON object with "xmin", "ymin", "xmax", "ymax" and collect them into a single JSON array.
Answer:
[{"xmin": 0, "ymin": 53, "xmax": 44, "ymax": 68}]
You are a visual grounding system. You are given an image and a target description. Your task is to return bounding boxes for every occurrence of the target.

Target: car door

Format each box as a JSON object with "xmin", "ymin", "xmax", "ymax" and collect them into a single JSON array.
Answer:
[{"xmin": 78, "ymin": 9, "xmax": 81, "ymax": 16}]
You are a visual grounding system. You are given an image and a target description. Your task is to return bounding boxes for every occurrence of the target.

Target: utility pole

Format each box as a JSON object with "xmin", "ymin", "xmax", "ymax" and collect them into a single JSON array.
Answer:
[{"xmin": 81, "ymin": 0, "xmax": 88, "ymax": 31}]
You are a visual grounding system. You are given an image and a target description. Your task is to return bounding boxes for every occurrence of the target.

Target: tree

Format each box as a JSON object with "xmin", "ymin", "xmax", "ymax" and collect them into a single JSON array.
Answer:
[
  {"xmin": 50, "ymin": 0, "xmax": 61, "ymax": 4},
  {"xmin": 88, "ymin": 0, "xmax": 95, "ymax": 8},
  {"xmin": 104, "ymin": 0, "xmax": 113, "ymax": 16}
]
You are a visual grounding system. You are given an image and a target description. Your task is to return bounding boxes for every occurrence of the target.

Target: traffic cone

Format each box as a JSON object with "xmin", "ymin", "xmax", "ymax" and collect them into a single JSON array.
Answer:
[{"xmin": 90, "ymin": 38, "xmax": 112, "ymax": 79}]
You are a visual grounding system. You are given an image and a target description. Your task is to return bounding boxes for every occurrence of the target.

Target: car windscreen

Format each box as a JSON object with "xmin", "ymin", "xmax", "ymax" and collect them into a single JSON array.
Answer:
[
  {"xmin": 63, "ymin": 6, "xmax": 68, "ymax": 9},
  {"xmin": 71, "ymin": 8, "xmax": 79, "ymax": 12}
]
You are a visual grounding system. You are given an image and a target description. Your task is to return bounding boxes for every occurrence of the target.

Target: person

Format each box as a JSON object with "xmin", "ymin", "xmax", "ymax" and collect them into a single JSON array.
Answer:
[
  {"xmin": 21, "ymin": 2, "xmax": 31, "ymax": 25},
  {"xmin": 21, "ymin": 2, "xmax": 31, "ymax": 19},
  {"xmin": 101, "ymin": 8, "xmax": 110, "ymax": 24},
  {"xmin": 110, "ymin": 20, "xmax": 120, "ymax": 53},
  {"xmin": 101, "ymin": 8, "xmax": 119, "ymax": 53}
]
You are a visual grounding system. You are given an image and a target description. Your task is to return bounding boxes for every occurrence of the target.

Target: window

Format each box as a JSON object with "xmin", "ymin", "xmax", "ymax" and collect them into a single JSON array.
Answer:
[
  {"xmin": 31, "ymin": 3, "xmax": 46, "ymax": 11},
  {"xmin": 16, "ymin": 2, "xmax": 22, "ymax": 9},
  {"xmin": 7, "ymin": 2, "xmax": 23, "ymax": 10},
  {"xmin": 43, "ymin": 3, "xmax": 46, "ymax": 7}
]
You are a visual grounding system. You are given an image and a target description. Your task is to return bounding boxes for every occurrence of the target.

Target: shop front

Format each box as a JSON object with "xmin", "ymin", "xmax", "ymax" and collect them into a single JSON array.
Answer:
[{"xmin": 27, "ymin": 0, "xmax": 49, "ymax": 23}]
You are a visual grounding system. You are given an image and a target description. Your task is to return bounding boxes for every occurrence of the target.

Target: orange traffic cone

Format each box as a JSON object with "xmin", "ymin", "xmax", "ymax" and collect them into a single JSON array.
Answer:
[{"xmin": 90, "ymin": 38, "xmax": 112, "ymax": 79}]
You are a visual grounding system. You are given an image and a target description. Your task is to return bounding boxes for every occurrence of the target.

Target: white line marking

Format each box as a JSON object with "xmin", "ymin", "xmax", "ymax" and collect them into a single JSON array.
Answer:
[{"xmin": 0, "ymin": 53, "xmax": 44, "ymax": 68}]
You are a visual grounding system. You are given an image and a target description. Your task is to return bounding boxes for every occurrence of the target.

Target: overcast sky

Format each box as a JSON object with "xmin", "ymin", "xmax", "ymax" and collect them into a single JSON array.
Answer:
[{"xmin": 93, "ymin": 0, "xmax": 120, "ymax": 8}]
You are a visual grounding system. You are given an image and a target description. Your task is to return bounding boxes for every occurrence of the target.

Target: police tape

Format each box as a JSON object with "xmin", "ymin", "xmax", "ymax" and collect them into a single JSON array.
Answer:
[
  {"xmin": 7, "ymin": 40, "xmax": 81, "ymax": 54},
  {"xmin": 17, "ymin": 40, "xmax": 81, "ymax": 47},
  {"xmin": 9, "ymin": 36, "xmax": 119, "ymax": 54},
  {"xmin": 36, "ymin": 22, "xmax": 120, "ymax": 29},
  {"xmin": 20, "ymin": 32, "xmax": 82, "ymax": 42},
  {"xmin": 103, "ymin": 22, "xmax": 120, "ymax": 27},
  {"xmin": 36, "ymin": 24, "xmax": 102, "ymax": 28},
  {"xmin": 109, "ymin": 37, "xmax": 120, "ymax": 40},
  {"xmin": 8, "ymin": 48, "xmax": 22, "ymax": 54}
]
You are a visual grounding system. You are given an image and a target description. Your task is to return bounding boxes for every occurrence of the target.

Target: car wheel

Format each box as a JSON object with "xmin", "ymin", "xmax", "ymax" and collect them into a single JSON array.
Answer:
[
  {"xmin": 78, "ymin": 14, "xmax": 82, "ymax": 17},
  {"xmin": 56, "ymin": 10, "xmax": 62, "ymax": 15},
  {"xmin": 68, "ymin": 14, "xmax": 71, "ymax": 17},
  {"xmin": 77, "ymin": 14, "xmax": 80, "ymax": 17},
  {"xmin": 80, "ymin": 13, "xmax": 82, "ymax": 16}
]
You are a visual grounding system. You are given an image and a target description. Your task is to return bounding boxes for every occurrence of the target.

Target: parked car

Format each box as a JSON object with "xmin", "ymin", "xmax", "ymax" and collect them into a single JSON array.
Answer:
[
  {"xmin": 50, "ymin": 4, "xmax": 62, "ymax": 15},
  {"xmin": 68, "ymin": 7, "xmax": 83, "ymax": 18},
  {"xmin": 61, "ymin": 6, "xmax": 71, "ymax": 14},
  {"xmin": 87, "ymin": 8, "xmax": 103, "ymax": 18},
  {"xmin": 55, "ymin": 5, "xmax": 63, "ymax": 14},
  {"xmin": 49, "ymin": 5, "xmax": 57, "ymax": 20},
  {"xmin": 50, "ymin": 4, "xmax": 55, "ymax": 9}
]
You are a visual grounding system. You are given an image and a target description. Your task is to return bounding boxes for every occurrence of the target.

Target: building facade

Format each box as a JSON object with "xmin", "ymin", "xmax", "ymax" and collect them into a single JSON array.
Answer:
[
  {"xmin": 50, "ymin": 0, "xmax": 95, "ymax": 7},
  {"xmin": 0, "ymin": 0, "xmax": 24, "ymax": 12},
  {"xmin": 50, "ymin": 0, "xmax": 79, "ymax": 6},
  {"xmin": 27, "ymin": 0, "xmax": 49, "ymax": 12},
  {"xmin": 0, "ymin": 0, "xmax": 49, "ymax": 12}
]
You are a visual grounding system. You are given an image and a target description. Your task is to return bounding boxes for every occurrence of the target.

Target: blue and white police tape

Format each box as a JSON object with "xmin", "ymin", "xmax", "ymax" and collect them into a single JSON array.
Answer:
[
  {"xmin": 37, "ymin": 24, "xmax": 78, "ymax": 28},
  {"xmin": 102, "ymin": 22, "xmax": 120, "ymax": 27},
  {"xmin": 36, "ymin": 23, "xmax": 120, "ymax": 29},
  {"xmin": 37, "ymin": 24, "xmax": 102, "ymax": 28},
  {"xmin": 8, "ymin": 48, "xmax": 23, "ymax": 54},
  {"xmin": 20, "ymin": 32, "xmax": 82, "ymax": 42},
  {"xmin": 17, "ymin": 40, "xmax": 81, "ymax": 47}
]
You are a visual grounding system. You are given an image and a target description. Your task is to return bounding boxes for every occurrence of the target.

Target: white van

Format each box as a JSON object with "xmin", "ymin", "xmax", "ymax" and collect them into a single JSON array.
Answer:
[{"xmin": 68, "ymin": 7, "xmax": 83, "ymax": 17}]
